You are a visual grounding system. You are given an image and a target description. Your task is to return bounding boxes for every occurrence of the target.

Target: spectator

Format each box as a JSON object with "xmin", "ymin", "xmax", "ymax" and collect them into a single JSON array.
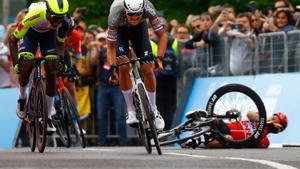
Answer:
[
  {"xmin": 219, "ymin": 12, "xmax": 254, "ymax": 75},
  {"xmin": 4, "ymin": 10, "xmax": 25, "ymax": 87},
  {"xmin": 207, "ymin": 4, "xmax": 236, "ymax": 76},
  {"xmin": 0, "ymin": 30, "xmax": 11, "ymax": 88},
  {"xmin": 169, "ymin": 19, "xmax": 179, "ymax": 37},
  {"xmin": 76, "ymin": 31, "xmax": 98, "ymax": 132},
  {"xmin": 150, "ymin": 17, "xmax": 179, "ymax": 130},
  {"xmin": 262, "ymin": 9, "xmax": 296, "ymax": 72},
  {"xmin": 185, "ymin": 13, "xmax": 213, "ymax": 50},
  {"xmin": 251, "ymin": 12, "xmax": 264, "ymax": 35},
  {"xmin": 190, "ymin": 15, "xmax": 203, "ymax": 34},
  {"xmin": 185, "ymin": 13, "xmax": 213, "ymax": 75},
  {"xmin": 274, "ymin": 0, "xmax": 295, "ymax": 12},
  {"xmin": 96, "ymin": 32, "xmax": 127, "ymax": 146}
]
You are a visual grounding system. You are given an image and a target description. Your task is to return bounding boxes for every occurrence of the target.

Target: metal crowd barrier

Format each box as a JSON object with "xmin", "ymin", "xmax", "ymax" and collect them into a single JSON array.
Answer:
[{"xmin": 178, "ymin": 30, "xmax": 300, "ymax": 81}]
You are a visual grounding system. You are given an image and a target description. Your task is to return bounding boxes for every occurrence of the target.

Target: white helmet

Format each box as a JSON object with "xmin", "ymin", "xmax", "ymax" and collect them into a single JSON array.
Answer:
[{"xmin": 124, "ymin": 0, "xmax": 145, "ymax": 13}]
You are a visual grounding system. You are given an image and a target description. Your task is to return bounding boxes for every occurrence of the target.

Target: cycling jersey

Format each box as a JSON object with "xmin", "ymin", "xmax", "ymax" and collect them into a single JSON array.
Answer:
[
  {"xmin": 65, "ymin": 29, "xmax": 82, "ymax": 59},
  {"xmin": 226, "ymin": 120, "xmax": 270, "ymax": 148},
  {"xmin": 107, "ymin": 0, "xmax": 163, "ymax": 44},
  {"xmin": 13, "ymin": 2, "xmax": 66, "ymax": 43}
]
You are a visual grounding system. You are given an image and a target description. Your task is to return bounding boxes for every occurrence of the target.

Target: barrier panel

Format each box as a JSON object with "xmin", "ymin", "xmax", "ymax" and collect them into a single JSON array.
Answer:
[{"xmin": 0, "ymin": 88, "xmax": 20, "ymax": 149}]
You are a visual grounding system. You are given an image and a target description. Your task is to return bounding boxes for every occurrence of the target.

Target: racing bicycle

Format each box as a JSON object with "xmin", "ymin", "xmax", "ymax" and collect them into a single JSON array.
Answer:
[
  {"xmin": 52, "ymin": 64, "xmax": 86, "ymax": 148},
  {"xmin": 158, "ymin": 84, "xmax": 267, "ymax": 148},
  {"xmin": 24, "ymin": 58, "xmax": 48, "ymax": 153},
  {"xmin": 111, "ymin": 56, "xmax": 162, "ymax": 155}
]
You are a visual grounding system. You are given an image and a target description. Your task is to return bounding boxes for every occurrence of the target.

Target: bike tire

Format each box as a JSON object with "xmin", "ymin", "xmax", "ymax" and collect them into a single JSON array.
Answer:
[
  {"xmin": 206, "ymin": 84, "xmax": 266, "ymax": 148},
  {"xmin": 137, "ymin": 120, "xmax": 152, "ymax": 154},
  {"xmin": 159, "ymin": 126, "xmax": 211, "ymax": 146},
  {"xmin": 137, "ymin": 84, "xmax": 162, "ymax": 155},
  {"xmin": 26, "ymin": 89, "xmax": 36, "ymax": 152},
  {"xmin": 62, "ymin": 88, "xmax": 86, "ymax": 148},
  {"xmin": 53, "ymin": 97, "xmax": 71, "ymax": 148},
  {"xmin": 35, "ymin": 82, "xmax": 48, "ymax": 153}
]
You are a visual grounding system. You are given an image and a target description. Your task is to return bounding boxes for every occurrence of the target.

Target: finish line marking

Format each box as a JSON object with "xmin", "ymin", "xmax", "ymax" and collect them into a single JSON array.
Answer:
[{"xmin": 166, "ymin": 152, "xmax": 298, "ymax": 169}]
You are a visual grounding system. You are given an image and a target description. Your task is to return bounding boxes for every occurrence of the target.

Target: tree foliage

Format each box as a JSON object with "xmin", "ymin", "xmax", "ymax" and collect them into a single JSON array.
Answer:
[{"xmin": 27, "ymin": 0, "xmax": 300, "ymax": 28}]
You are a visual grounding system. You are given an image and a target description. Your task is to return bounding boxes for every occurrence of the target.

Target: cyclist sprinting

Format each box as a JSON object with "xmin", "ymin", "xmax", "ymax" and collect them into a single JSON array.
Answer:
[
  {"xmin": 107, "ymin": 0, "xmax": 168, "ymax": 130},
  {"xmin": 9, "ymin": 0, "xmax": 69, "ymax": 132}
]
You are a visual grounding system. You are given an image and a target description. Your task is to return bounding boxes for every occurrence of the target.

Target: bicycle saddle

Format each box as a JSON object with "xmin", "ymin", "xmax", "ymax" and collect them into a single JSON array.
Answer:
[{"xmin": 185, "ymin": 109, "xmax": 208, "ymax": 120}]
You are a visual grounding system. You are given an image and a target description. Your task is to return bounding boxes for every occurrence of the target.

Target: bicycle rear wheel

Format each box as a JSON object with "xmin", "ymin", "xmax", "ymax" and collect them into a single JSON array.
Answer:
[
  {"xmin": 137, "ymin": 84, "xmax": 162, "ymax": 155},
  {"xmin": 53, "ymin": 97, "xmax": 71, "ymax": 147},
  {"xmin": 62, "ymin": 88, "xmax": 86, "ymax": 148},
  {"xmin": 206, "ymin": 84, "xmax": 266, "ymax": 148},
  {"xmin": 35, "ymin": 82, "xmax": 48, "ymax": 153}
]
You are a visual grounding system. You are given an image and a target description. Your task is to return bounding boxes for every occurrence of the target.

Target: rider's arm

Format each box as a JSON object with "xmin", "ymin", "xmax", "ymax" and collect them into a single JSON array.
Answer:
[
  {"xmin": 9, "ymin": 35, "xmax": 19, "ymax": 66},
  {"xmin": 145, "ymin": 0, "xmax": 167, "ymax": 59},
  {"xmin": 107, "ymin": 41, "xmax": 117, "ymax": 65},
  {"xmin": 155, "ymin": 30, "xmax": 168, "ymax": 59},
  {"xmin": 10, "ymin": 8, "xmax": 44, "ymax": 65}
]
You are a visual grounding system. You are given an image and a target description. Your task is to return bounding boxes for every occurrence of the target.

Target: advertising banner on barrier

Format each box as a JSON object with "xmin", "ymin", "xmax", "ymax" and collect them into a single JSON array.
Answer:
[
  {"xmin": 182, "ymin": 73, "xmax": 300, "ymax": 145},
  {"xmin": 0, "ymin": 88, "xmax": 20, "ymax": 149}
]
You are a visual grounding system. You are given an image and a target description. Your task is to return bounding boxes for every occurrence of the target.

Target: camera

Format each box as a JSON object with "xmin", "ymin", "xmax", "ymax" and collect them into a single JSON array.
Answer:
[{"xmin": 231, "ymin": 24, "xmax": 243, "ymax": 30}]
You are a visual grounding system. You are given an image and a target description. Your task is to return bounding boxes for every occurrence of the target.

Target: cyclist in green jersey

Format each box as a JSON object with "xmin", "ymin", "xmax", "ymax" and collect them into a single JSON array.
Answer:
[{"xmin": 9, "ymin": 0, "xmax": 69, "ymax": 132}]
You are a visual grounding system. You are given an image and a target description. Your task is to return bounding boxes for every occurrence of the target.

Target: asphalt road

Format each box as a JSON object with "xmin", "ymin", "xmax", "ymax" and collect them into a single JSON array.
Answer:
[{"xmin": 0, "ymin": 146, "xmax": 299, "ymax": 169}]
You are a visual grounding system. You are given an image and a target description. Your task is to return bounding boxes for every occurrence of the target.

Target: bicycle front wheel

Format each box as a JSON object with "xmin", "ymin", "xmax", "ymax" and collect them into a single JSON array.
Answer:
[
  {"xmin": 26, "ymin": 89, "xmax": 36, "ymax": 152},
  {"xmin": 138, "ymin": 84, "xmax": 162, "ymax": 155},
  {"xmin": 206, "ymin": 84, "xmax": 266, "ymax": 148},
  {"xmin": 34, "ymin": 82, "xmax": 48, "ymax": 153},
  {"xmin": 62, "ymin": 88, "xmax": 86, "ymax": 148},
  {"xmin": 53, "ymin": 97, "xmax": 71, "ymax": 148}
]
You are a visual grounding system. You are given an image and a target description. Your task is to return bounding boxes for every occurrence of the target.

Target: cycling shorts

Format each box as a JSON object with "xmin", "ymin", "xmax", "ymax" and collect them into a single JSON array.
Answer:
[
  {"xmin": 18, "ymin": 28, "xmax": 57, "ymax": 60},
  {"xmin": 116, "ymin": 21, "xmax": 153, "ymax": 64}
]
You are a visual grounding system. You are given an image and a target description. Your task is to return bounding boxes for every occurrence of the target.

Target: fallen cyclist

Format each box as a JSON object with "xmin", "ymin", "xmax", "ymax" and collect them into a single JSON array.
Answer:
[{"xmin": 181, "ymin": 111, "xmax": 288, "ymax": 149}]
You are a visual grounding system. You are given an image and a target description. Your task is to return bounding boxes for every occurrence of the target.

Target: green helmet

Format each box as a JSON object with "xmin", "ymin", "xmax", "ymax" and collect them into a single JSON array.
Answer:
[{"xmin": 46, "ymin": 0, "xmax": 69, "ymax": 17}]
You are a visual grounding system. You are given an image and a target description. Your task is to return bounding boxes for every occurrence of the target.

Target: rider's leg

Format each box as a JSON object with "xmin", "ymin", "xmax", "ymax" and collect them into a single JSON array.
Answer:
[
  {"xmin": 44, "ymin": 57, "xmax": 58, "ymax": 119},
  {"xmin": 16, "ymin": 30, "xmax": 38, "ymax": 118},
  {"xmin": 16, "ymin": 52, "xmax": 35, "ymax": 118},
  {"xmin": 116, "ymin": 27, "xmax": 138, "ymax": 125},
  {"xmin": 63, "ymin": 51, "xmax": 78, "ymax": 106},
  {"xmin": 140, "ymin": 64, "xmax": 157, "ymax": 111},
  {"xmin": 40, "ymin": 30, "xmax": 57, "ymax": 131},
  {"xmin": 130, "ymin": 20, "xmax": 165, "ymax": 130}
]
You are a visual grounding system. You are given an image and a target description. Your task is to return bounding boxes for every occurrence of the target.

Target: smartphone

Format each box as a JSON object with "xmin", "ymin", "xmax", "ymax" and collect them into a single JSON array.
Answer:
[
  {"xmin": 248, "ymin": 1, "xmax": 257, "ymax": 13},
  {"xmin": 231, "ymin": 24, "xmax": 243, "ymax": 30},
  {"xmin": 214, "ymin": 5, "xmax": 222, "ymax": 13}
]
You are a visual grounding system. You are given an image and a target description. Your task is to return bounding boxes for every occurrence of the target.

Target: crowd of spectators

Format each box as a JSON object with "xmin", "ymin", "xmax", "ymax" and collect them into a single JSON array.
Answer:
[{"xmin": 2, "ymin": 0, "xmax": 300, "ymax": 146}]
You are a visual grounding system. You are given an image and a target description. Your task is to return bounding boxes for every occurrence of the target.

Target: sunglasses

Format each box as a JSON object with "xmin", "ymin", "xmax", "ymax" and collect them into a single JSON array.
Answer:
[
  {"xmin": 178, "ymin": 31, "xmax": 188, "ymax": 34},
  {"xmin": 192, "ymin": 25, "xmax": 201, "ymax": 29},
  {"xmin": 126, "ymin": 12, "xmax": 143, "ymax": 16}
]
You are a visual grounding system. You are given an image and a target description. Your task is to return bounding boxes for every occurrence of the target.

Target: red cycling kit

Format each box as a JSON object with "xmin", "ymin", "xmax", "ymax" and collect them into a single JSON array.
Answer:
[
  {"xmin": 65, "ymin": 29, "xmax": 82, "ymax": 59},
  {"xmin": 226, "ymin": 120, "xmax": 270, "ymax": 148}
]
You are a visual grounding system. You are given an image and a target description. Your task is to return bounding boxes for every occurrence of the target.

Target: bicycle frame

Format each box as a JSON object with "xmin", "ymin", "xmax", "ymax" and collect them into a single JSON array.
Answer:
[{"xmin": 130, "ymin": 61, "xmax": 152, "ymax": 121}]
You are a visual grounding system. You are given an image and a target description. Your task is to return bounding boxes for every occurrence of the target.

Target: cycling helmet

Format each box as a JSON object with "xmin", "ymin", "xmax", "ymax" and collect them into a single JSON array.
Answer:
[
  {"xmin": 124, "ymin": 0, "xmax": 144, "ymax": 13},
  {"xmin": 274, "ymin": 112, "xmax": 288, "ymax": 131},
  {"xmin": 46, "ymin": 0, "xmax": 69, "ymax": 17}
]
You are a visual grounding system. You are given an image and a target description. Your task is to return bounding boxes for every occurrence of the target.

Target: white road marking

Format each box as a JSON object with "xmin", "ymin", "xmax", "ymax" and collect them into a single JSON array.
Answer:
[
  {"xmin": 81, "ymin": 148, "xmax": 116, "ymax": 152},
  {"xmin": 166, "ymin": 152, "xmax": 298, "ymax": 169}
]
